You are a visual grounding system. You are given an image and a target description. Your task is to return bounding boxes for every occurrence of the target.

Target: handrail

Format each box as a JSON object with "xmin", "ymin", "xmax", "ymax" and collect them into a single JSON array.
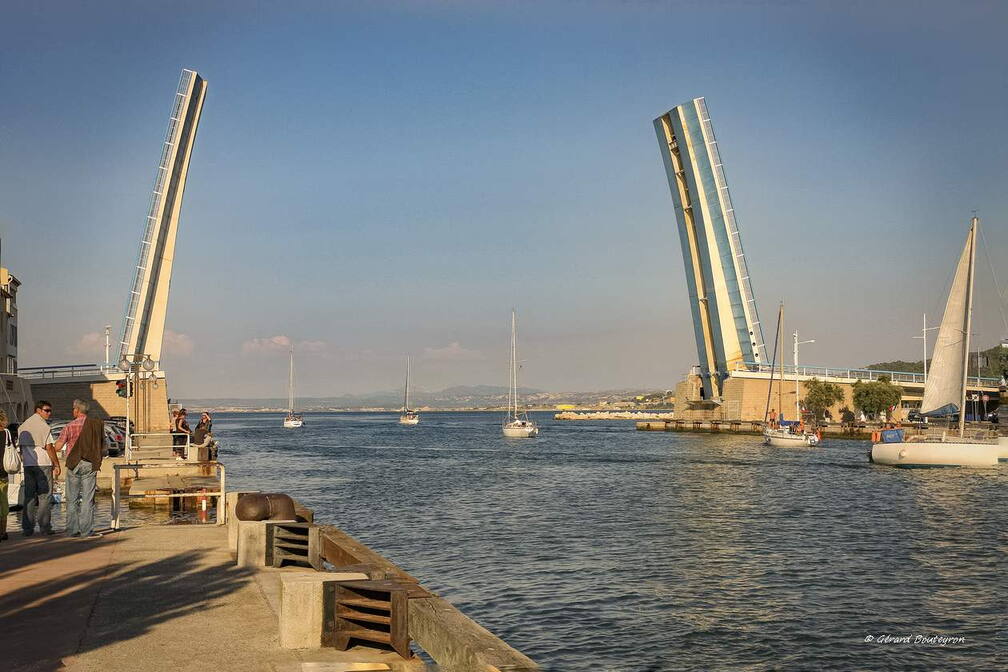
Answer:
[
  {"xmin": 18, "ymin": 363, "xmax": 115, "ymax": 379},
  {"xmin": 111, "ymin": 461, "xmax": 225, "ymax": 530},
  {"xmin": 128, "ymin": 431, "xmax": 191, "ymax": 461},
  {"xmin": 312, "ymin": 523, "xmax": 538, "ymax": 671},
  {"xmin": 732, "ymin": 361, "xmax": 1002, "ymax": 386}
]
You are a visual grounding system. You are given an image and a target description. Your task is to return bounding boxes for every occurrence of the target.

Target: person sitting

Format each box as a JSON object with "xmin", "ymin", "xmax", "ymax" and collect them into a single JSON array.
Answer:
[{"xmin": 190, "ymin": 419, "xmax": 216, "ymax": 461}]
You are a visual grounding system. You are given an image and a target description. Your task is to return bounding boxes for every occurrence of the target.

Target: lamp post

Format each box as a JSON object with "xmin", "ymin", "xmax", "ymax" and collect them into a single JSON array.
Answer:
[
  {"xmin": 794, "ymin": 330, "xmax": 815, "ymax": 422},
  {"xmin": 912, "ymin": 313, "xmax": 939, "ymax": 383},
  {"xmin": 118, "ymin": 354, "xmax": 155, "ymax": 460}
]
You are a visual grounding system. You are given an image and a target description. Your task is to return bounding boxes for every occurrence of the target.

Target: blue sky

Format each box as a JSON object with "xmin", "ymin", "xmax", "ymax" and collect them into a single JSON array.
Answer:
[{"xmin": 2, "ymin": 1, "xmax": 1007, "ymax": 397}]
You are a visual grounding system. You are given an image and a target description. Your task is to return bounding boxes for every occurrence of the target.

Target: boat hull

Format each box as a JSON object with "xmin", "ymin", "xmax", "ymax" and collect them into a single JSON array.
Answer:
[
  {"xmin": 283, "ymin": 419, "xmax": 304, "ymax": 428},
  {"xmin": 399, "ymin": 415, "xmax": 420, "ymax": 425},
  {"xmin": 762, "ymin": 429, "xmax": 819, "ymax": 447},
  {"xmin": 871, "ymin": 441, "xmax": 999, "ymax": 468},
  {"xmin": 503, "ymin": 424, "xmax": 539, "ymax": 438}
]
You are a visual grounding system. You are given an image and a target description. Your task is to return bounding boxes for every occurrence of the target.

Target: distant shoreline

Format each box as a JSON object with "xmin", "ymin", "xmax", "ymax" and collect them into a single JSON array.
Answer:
[{"xmin": 187, "ymin": 407, "xmax": 674, "ymax": 414}]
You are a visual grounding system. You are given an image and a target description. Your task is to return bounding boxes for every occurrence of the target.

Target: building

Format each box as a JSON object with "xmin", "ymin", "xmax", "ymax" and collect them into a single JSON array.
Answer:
[
  {"xmin": 654, "ymin": 97, "xmax": 765, "ymax": 403},
  {"xmin": 0, "ymin": 265, "xmax": 34, "ymax": 421}
]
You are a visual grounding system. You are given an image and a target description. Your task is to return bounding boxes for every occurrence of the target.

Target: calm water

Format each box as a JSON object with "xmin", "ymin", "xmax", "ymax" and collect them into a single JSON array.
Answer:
[{"xmin": 30, "ymin": 412, "xmax": 1007, "ymax": 670}]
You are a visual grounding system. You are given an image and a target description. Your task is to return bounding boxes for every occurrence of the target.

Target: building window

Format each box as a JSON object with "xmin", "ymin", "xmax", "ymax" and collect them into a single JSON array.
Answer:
[
  {"xmin": 8, "ymin": 324, "xmax": 15, "ymax": 347},
  {"xmin": 6, "ymin": 356, "xmax": 15, "ymax": 374}
]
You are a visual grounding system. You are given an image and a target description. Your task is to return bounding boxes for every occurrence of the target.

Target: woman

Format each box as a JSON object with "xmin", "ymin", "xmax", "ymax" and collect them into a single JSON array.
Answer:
[
  {"xmin": 172, "ymin": 409, "xmax": 191, "ymax": 457},
  {"xmin": 1, "ymin": 409, "xmax": 13, "ymax": 541}
]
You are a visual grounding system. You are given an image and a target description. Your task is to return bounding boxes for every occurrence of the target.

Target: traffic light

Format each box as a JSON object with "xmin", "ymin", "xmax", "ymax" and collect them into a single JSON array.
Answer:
[{"xmin": 115, "ymin": 379, "xmax": 132, "ymax": 398}]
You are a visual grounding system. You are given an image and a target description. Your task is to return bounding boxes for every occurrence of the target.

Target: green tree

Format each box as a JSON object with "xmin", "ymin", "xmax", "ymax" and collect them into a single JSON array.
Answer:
[
  {"xmin": 852, "ymin": 377, "xmax": 903, "ymax": 420},
  {"xmin": 803, "ymin": 378, "xmax": 844, "ymax": 422}
]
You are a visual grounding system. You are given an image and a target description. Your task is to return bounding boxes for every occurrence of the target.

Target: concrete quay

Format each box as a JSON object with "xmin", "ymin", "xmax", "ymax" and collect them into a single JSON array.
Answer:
[
  {"xmin": 0, "ymin": 525, "xmax": 421, "ymax": 672},
  {"xmin": 637, "ymin": 419, "xmax": 886, "ymax": 438},
  {"xmin": 1, "ymin": 489, "xmax": 538, "ymax": 672}
]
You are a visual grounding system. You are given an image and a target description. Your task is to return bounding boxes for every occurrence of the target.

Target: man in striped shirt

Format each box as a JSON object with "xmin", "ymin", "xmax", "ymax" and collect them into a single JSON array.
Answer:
[{"xmin": 54, "ymin": 399, "xmax": 105, "ymax": 538}]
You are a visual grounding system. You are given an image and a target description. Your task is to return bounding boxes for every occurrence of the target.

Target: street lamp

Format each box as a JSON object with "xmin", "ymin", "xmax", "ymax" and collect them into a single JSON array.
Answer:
[
  {"xmin": 793, "ymin": 330, "xmax": 815, "ymax": 422},
  {"xmin": 118, "ymin": 354, "xmax": 155, "ymax": 459}
]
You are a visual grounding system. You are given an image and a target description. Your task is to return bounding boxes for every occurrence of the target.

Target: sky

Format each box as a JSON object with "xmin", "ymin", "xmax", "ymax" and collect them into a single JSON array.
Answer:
[{"xmin": 2, "ymin": 1, "xmax": 1007, "ymax": 398}]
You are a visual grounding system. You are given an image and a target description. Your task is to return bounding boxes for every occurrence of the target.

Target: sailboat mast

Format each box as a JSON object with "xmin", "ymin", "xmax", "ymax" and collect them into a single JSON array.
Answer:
[
  {"xmin": 793, "ymin": 330, "xmax": 800, "ymax": 423},
  {"xmin": 511, "ymin": 310, "xmax": 519, "ymax": 418},
  {"xmin": 778, "ymin": 304, "xmax": 784, "ymax": 421},
  {"xmin": 288, "ymin": 346, "xmax": 295, "ymax": 413},
  {"xmin": 404, "ymin": 356, "xmax": 410, "ymax": 411},
  {"xmin": 959, "ymin": 217, "xmax": 978, "ymax": 436}
]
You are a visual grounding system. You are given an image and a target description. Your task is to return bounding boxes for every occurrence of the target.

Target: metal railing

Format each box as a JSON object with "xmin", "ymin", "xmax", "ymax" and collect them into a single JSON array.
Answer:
[
  {"xmin": 128, "ymin": 431, "xmax": 191, "ymax": 461},
  {"xmin": 732, "ymin": 362, "xmax": 1002, "ymax": 387},
  {"xmin": 903, "ymin": 426, "xmax": 999, "ymax": 444},
  {"xmin": 18, "ymin": 363, "xmax": 115, "ymax": 380},
  {"xmin": 111, "ymin": 461, "xmax": 225, "ymax": 530}
]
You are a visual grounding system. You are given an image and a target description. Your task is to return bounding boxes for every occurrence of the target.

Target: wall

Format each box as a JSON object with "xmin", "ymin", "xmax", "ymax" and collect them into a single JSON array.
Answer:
[{"xmin": 30, "ymin": 377, "xmax": 170, "ymax": 430}]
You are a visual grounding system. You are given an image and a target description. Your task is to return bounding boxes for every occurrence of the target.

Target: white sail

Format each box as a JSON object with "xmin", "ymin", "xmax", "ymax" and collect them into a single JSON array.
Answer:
[{"xmin": 919, "ymin": 223, "xmax": 976, "ymax": 417}]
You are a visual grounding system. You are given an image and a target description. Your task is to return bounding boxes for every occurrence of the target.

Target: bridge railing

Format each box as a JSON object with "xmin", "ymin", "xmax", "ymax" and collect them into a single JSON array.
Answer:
[
  {"xmin": 18, "ymin": 363, "xmax": 115, "ymax": 380},
  {"xmin": 732, "ymin": 362, "xmax": 1001, "ymax": 387}
]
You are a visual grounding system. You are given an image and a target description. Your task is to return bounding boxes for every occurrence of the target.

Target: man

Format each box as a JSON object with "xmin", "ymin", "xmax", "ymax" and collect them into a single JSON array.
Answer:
[
  {"xmin": 54, "ymin": 399, "xmax": 105, "ymax": 538},
  {"xmin": 19, "ymin": 400, "xmax": 61, "ymax": 536}
]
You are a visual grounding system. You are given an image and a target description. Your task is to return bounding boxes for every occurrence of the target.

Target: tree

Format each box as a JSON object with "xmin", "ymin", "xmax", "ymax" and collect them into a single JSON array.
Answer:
[
  {"xmin": 852, "ymin": 377, "xmax": 903, "ymax": 420},
  {"xmin": 803, "ymin": 378, "xmax": 844, "ymax": 422}
]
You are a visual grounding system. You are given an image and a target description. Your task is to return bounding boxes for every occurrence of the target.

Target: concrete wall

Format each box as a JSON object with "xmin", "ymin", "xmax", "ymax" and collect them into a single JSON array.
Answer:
[
  {"xmin": 674, "ymin": 373, "xmax": 943, "ymax": 422},
  {"xmin": 1, "ymin": 373, "xmax": 33, "ymax": 424},
  {"xmin": 30, "ymin": 377, "xmax": 170, "ymax": 430}
]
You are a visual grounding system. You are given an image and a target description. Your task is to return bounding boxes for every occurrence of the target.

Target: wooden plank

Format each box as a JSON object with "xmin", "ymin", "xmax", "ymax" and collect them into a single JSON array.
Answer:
[
  {"xmin": 316, "ymin": 525, "xmax": 420, "ymax": 583},
  {"xmin": 408, "ymin": 596, "xmax": 539, "ymax": 671}
]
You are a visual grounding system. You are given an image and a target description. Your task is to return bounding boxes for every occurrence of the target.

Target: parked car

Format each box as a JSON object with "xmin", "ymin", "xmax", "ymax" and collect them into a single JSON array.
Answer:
[
  {"xmin": 49, "ymin": 420, "xmax": 118, "ymax": 457},
  {"xmin": 103, "ymin": 421, "xmax": 126, "ymax": 457},
  {"xmin": 907, "ymin": 410, "xmax": 923, "ymax": 422}
]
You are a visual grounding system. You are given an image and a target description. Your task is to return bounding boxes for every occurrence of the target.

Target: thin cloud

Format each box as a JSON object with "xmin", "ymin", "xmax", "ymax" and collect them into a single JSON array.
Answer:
[
  {"xmin": 163, "ymin": 330, "xmax": 194, "ymax": 357},
  {"xmin": 241, "ymin": 335, "xmax": 292, "ymax": 355},
  {"xmin": 68, "ymin": 332, "xmax": 104, "ymax": 356},
  {"xmin": 299, "ymin": 340, "xmax": 328, "ymax": 353},
  {"xmin": 241, "ymin": 335, "xmax": 327, "ymax": 356},
  {"xmin": 422, "ymin": 341, "xmax": 483, "ymax": 361}
]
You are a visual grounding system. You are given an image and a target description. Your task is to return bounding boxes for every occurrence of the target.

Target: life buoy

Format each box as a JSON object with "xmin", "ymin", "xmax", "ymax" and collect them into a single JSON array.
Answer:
[{"xmin": 871, "ymin": 431, "xmax": 880, "ymax": 443}]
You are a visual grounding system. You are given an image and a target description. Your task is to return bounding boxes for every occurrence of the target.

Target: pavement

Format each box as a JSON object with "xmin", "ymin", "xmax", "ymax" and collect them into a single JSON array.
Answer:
[{"xmin": 0, "ymin": 522, "xmax": 424, "ymax": 672}]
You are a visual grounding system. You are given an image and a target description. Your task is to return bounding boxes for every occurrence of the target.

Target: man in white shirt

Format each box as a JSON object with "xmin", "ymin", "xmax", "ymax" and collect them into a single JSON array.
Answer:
[{"xmin": 19, "ymin": 400, "xmax": 61, "ymax": 536}]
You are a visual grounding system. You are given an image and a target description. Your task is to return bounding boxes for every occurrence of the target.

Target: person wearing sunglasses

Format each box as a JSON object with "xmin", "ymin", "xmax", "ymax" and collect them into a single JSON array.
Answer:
[{"xmin": 18, "ymin": 399, "xmax": 61, "ymax": 536}]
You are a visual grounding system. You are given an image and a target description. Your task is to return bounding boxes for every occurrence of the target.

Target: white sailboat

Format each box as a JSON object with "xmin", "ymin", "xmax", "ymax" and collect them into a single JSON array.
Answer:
[
  {"xmin": 502, "ymin": 310, "xmax": 539, "ymax": 438},
  {"xmin": 399, "ymin": 356, "xmax": 420, "ymax": 425},
  {"xmin": 763, "ymin": 303, "xmax": 820, "ymax": 447},
  {"xmin": 283, "ymin": 345, "xmax": 304, "ymax": 428},
  {"xmin": 871, "ymin": 217, "xmax": 998, "ymax": 467}
]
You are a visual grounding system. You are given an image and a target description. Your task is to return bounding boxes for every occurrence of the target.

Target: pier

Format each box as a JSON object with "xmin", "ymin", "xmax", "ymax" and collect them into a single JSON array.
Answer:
[{"xmin": 0, "ymin": 487, "xmax": 538, "ymax": 672}]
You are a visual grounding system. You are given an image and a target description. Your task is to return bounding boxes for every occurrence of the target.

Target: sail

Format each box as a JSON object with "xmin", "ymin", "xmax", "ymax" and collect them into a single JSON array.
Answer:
[{"xmin": 920, "ymin": 225, "xmax": 975, "ymax": 417}]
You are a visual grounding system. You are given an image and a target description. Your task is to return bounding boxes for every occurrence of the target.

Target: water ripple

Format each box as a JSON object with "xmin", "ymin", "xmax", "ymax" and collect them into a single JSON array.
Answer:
[{"xmin": 212, "ymin": 412, "xmax": 1004, "ymax": 671}]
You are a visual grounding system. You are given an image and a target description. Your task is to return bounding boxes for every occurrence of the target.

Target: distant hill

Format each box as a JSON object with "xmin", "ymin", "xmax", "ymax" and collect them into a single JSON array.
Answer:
[
  {"xmin": 178, "ymin": 384, "xmax": 664, "ymax": 411},
  {"xmin": 866, "ymin": 343, "xmax": 1008, "ymax": 379}
]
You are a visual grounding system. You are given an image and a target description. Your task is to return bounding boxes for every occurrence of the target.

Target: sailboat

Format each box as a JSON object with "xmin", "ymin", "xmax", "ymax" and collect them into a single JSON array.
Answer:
[
  {"xmin": 502, "ymin": 310, "xmax": 539, "ymax": 438},
  {"xmin": 399, "ymin": 356, "xmax": 420, "ymax": 425},
  {"xmin": 762, "ymin": 303, "xmax": 821, "ymax": 447},
  {"xmin": 871, "ymin": 217, "xmax": 998, "ymax": 467},
  {"xmin": 283, "ymin": 345, "xmax": 304, "ymax": 428}
]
